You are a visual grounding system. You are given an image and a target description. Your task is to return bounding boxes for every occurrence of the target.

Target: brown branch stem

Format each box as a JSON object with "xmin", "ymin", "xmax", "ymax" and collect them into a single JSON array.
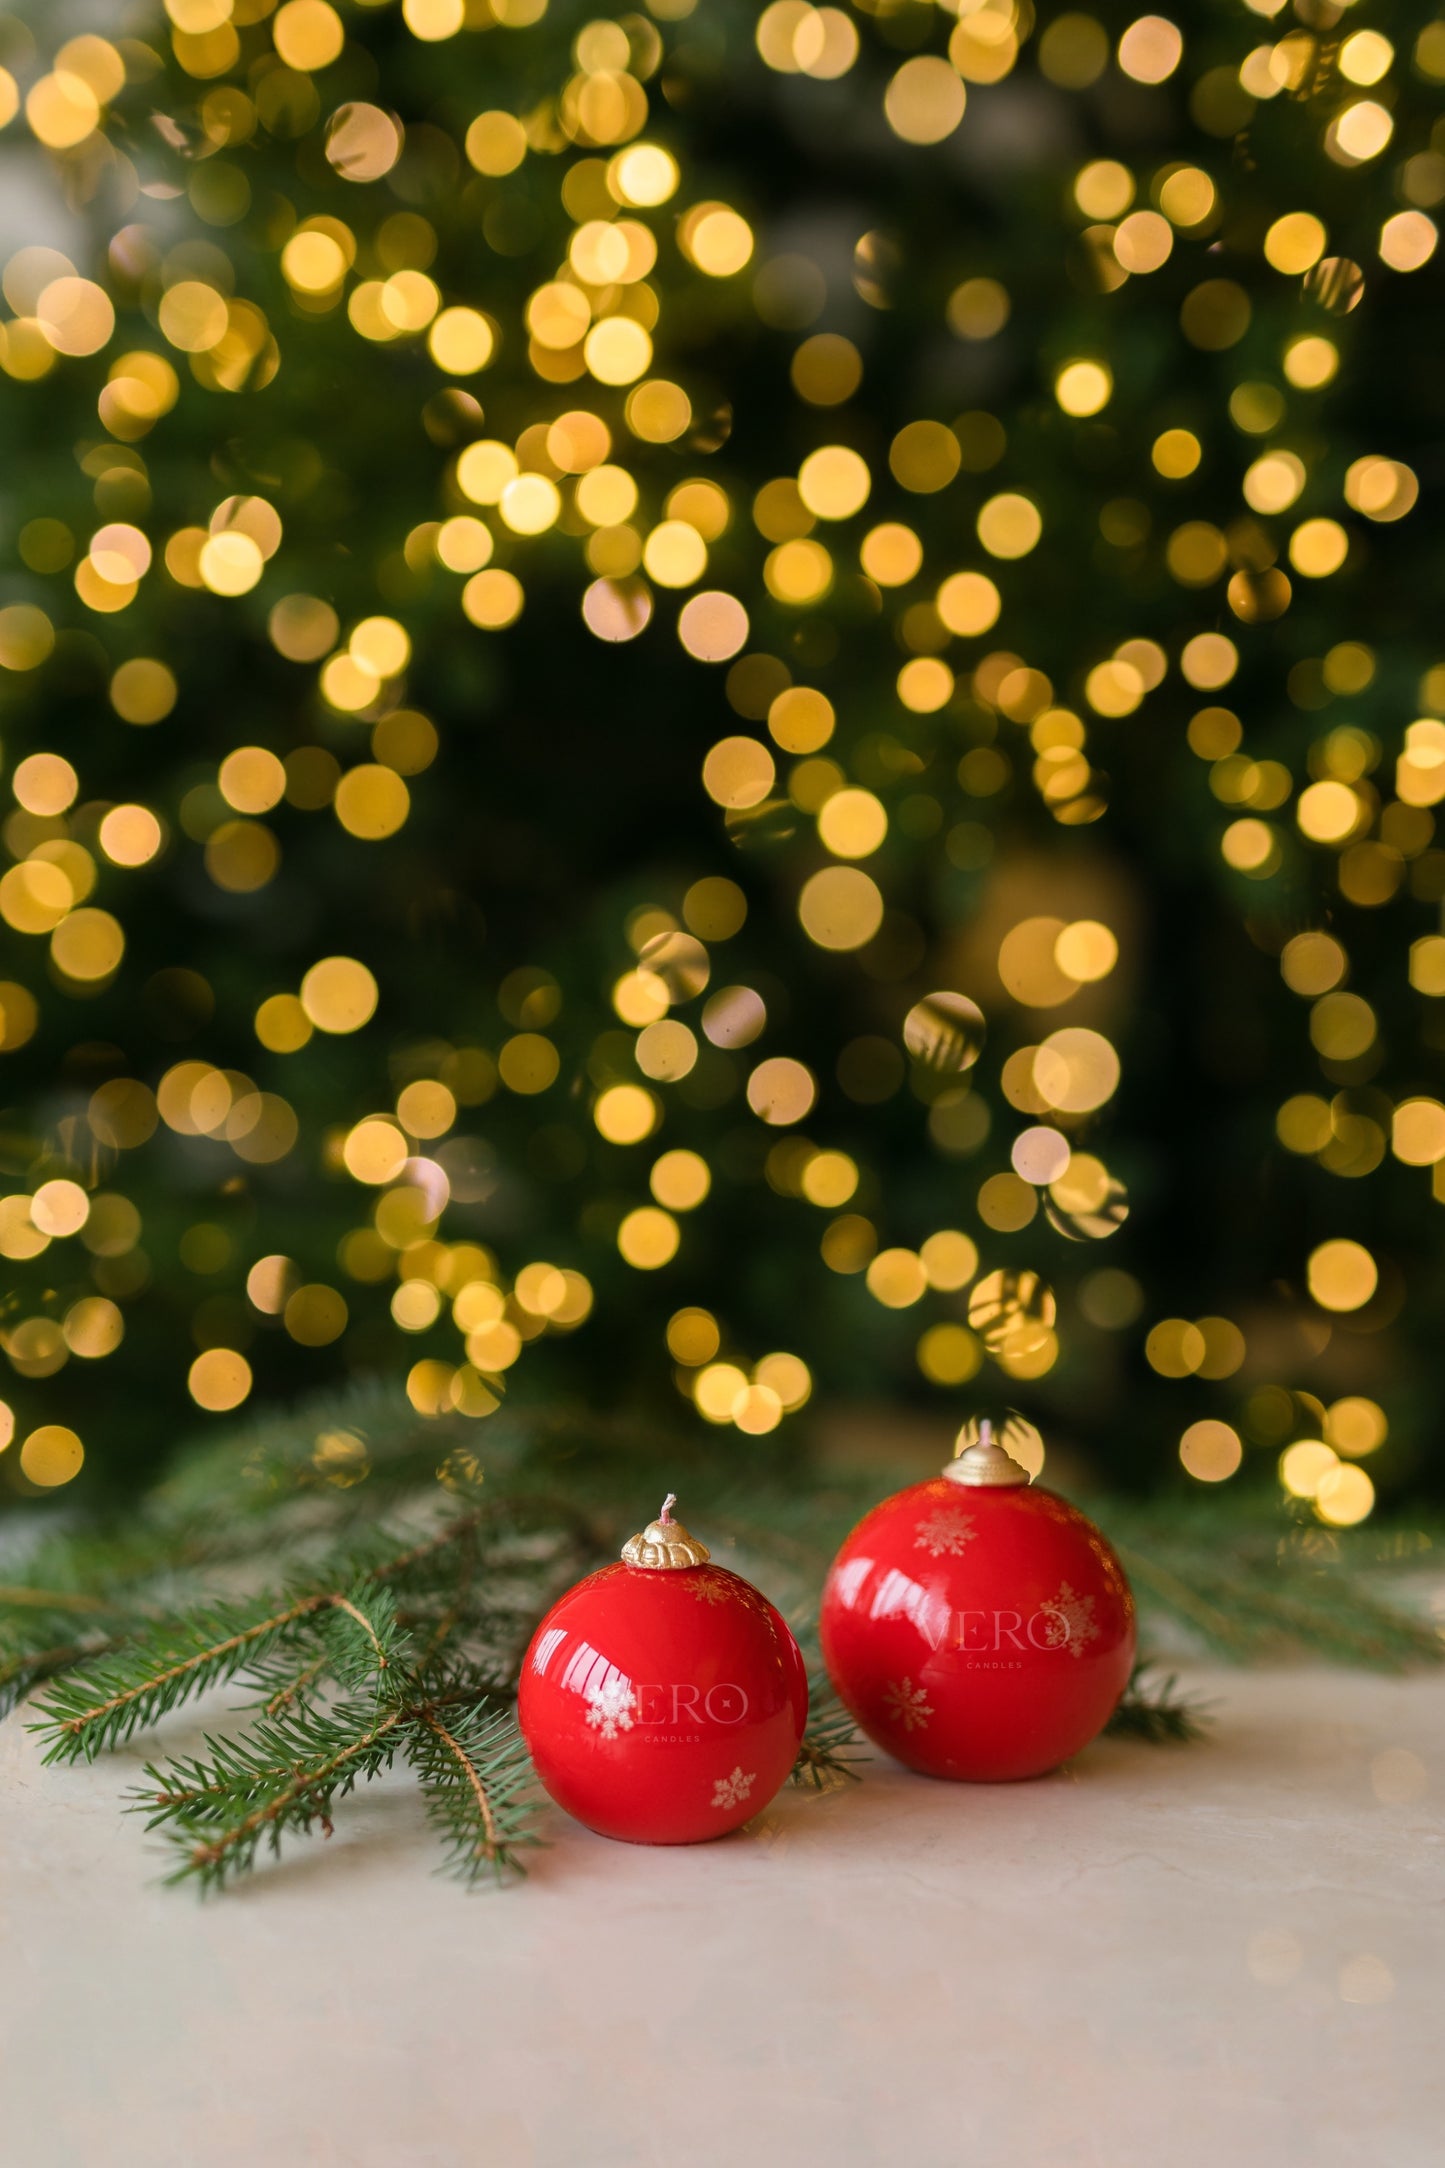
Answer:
[
  {"xmin": 154, "ymin": 1760, "xmax": 298, "ymax": 1810},
  {"xmin": 368, "ymin": 1510, "xmax": 487, "ymax": 1585},
  {"xmin": 329, "ymin": 1594, "xmax": 389, "ymax": 1667},
  {"xmin": 420, "ymin": 1710, "xmax": 500, "ymax": 1855},
  {"xmin": 263, "ymin": 1653, "xmax": 330, "ymax": 1717},
  {"xmin": 0, "ymin": 1585, "xmax": 125, "ymax": 1614}
]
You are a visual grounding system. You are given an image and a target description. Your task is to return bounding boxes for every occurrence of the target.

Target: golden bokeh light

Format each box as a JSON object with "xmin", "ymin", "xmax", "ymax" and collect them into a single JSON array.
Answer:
[
  {"xmin": 798, "ymin": 446, "xmax": 871, "ymax": 522},
  {"xmin": 746, "ymin": 1057, "xmax": 816, "ymax": 1127},
  {"xmin": 1117, "ymin": 16, "xmax": 1182, "ymax": 84},
  {"xmin": 977, "ymin": 493, "xmax": 1042, "ymax": 559},
  {"xmin": 1055, "ymin": 361, "xmax": 1112, "ymax": 417},
  {"xmin": 817, "ymin": 787, "xmax": 886, "ymax": 859},
  {"xmin": 801, "ymin": 1150, "xmax": 858, "ymax": 1208},
  {"xmin": 650, "ymin": 1149, "xmax": 710, "ymax": 1210},
  {"xmin": 1325, "ymin": 1396, "xmax": 1388, "ymax": 1458},
  {"xmin": 904, "ymin": 992, "xmax": 986, "ymax": 1074},
  {"xmin": 917, "ymin": 1322, "xmax": 982, "ymax": 1386},
  {"xmin": 595, "ymin": 1084, "xmax": 658, "ymax": 1145},
  {"xmin": 617, "ymin": 1204, "xmax": 680, "ymax": 1269},
  {"xmin": 798, "ymin": 867, "xmax": 884, "ymax": 951},
  {"xmin": 667, "ymin": 1306, "xmax": 720, "ymax": 1365},
  {"xmin": 1179, "ymin": 1420, "xmax": 1243, "ymax": 1484},
  {"xmin": 19, "ymin": 1426, "xmax": 85, "ymax": 1487},
  {"xmin": 300, "ymin": 956, "xmax": 379, "ymax": 1034},
  {"xmin": 694, "ymin": 1360, "xmax": 749, "ymax": 1422},
  {"xmin": 866, "ymin": 1247, "xmax": 927, "ymax": 1308},
  {"xmin": 1307, "ymin": 1239, "xmax": 1378, "ymax": 1312},
  {"xmin": 31, "ymin": 1180, "xmax": 89, "ymax": 1238},
  {"xmin": 635, "ymin": 1019, "xmax": 697, "ymax": 1081},
  {"xmin": 188, "ymin": 1348, "xmax": 253, "ymax": 1413},
  {"xmin": 920, "ymin": 1230, "xmax": 978, "ymax": 1291},
  {"xmin": 1315, "ymin": 1462, "xmax": 1375, "ymax": 1526},
  {"xmin": 883, "ymin": 56, "xmax": 966, "ymax": 145}
]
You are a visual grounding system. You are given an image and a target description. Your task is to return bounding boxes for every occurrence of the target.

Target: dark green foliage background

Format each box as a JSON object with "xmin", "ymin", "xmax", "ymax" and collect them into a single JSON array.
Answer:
[{"xmin": 0, "ymin": 0, "xmax": 1442, "ymax": 1506}]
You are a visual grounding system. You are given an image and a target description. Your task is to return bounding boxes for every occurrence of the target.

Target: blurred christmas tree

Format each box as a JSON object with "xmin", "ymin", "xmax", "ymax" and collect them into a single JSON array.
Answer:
[{"xmin": 0, "ymin": 0, "xmax": 1441, "ymax": 1517}]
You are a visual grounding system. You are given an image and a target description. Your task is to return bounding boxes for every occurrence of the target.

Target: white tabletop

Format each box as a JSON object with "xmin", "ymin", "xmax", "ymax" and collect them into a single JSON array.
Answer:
[{"xmin": 2, "ymin": 1661, "xmax": 1439, "ymax": 2168}]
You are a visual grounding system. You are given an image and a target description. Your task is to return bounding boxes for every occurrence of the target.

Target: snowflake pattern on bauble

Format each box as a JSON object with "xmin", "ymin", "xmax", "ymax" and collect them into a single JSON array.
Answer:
[
  {"xmin": 687, "ymin": 1575, "xmax": 732, "ymax": 1605},
  {"xmin": 711, "ymin": 1765, "xmax": 756, "ymax": 1810},
  {"xmin": 883, "ymin": 1677, "xmax": 933, "ymax": 1731},
  {"xmin": 1036, "ymin": 1582, "xmax": 1099, "ymax": 1660},
  {"xmin": 913, "ymin": 1509, "xmax": 976, "ymax": 1559},
  {"xmin": 584, "ymin": 1675, "xmax": 637, "ymax": 1739}
]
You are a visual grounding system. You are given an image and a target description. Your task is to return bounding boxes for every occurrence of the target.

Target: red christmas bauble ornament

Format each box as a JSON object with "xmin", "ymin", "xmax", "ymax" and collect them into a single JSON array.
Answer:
[
  {"xmin": 820, "ymin": 1420, "xmax": 1135, "ymax": 1781},
  {"xmin": 518, "ymin": 1495, "xmax": 808, "ymax": 1845}
]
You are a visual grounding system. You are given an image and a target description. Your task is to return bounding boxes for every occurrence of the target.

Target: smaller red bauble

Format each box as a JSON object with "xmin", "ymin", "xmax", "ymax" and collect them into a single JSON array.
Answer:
[
  {"xmin": 518, "ymin": 1495, "xmax": 808, "ymax": 1845},
  {"xmin": 820, "ymin": 1421, "xmax": 1135, "ymax": 1782}
]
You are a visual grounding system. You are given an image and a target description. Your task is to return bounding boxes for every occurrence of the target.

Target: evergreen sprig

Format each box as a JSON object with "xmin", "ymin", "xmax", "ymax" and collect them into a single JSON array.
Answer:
[
  {"xmin": 791, "ymin": 1678, "xmax": 867, "ymax": 1792},
  {"xmin": 11, "ymin": 1410, "xmax": 626, "ymax": 1886},
  {"xmin": 120, "ymin": 1574, "xmax": 544, "ymax": 1888},
  {"xmin": 133, "ymin": 1695, "xmax": 413, "ymax": 1891},
  {"xmin": 1104, "ymin": 1665, "xmax": 1210, "ymax": 1746},
  {"xmin": 31, "ymin": 1591, "xmax": 337, "ymax": 1763},
  {"xmin": 1, "ymin": 1605, "xmax": 126, "ymax": 1723},
  {"xmin": 321, "ymin": 1582, "xmax": 411, "ymax": 1695},
  {"xmin": 1108, "ymin": 1510, "xmax": 1445, "ymax": 1670},
  {"xmin": 407, "ymin": 1698, "xmax": 542, "ymax": 1889}
]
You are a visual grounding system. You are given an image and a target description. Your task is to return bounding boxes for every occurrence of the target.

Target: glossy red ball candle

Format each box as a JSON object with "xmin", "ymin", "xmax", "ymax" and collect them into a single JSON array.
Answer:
[
  {"xmin": 821, "ymin": 1423, "xmax": 1135, "ymax": 1781},
  {"xmin": 518, "ymin": 1496, "xmax": 808, "ymax": 1845}
]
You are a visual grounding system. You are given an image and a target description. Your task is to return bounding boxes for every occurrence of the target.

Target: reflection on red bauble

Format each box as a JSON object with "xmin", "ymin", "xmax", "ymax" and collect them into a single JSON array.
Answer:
[
  {"xmin": 518, "ymin": 1496, "xmax": 808, "ymax": 1845},
  {"xmin": 821, "ymin": 1422, "xmax": 1135, "ymax": 1781}
]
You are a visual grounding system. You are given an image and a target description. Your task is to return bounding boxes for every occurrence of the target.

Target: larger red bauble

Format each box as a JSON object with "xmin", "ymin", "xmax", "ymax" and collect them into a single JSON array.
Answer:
[
  {"xmin": 518, "ymin": 1497, "xmax": 808, "ymax": 1845},
  {"xmin": 820, "ymin": 1425, "xmax": 1135, "ymax": 1781}
]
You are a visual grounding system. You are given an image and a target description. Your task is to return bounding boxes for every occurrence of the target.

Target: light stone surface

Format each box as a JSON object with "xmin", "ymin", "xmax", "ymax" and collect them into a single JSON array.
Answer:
[{"xmin": 2, "ymin": 1663, "xmax": 1441, "ymax": 2168}]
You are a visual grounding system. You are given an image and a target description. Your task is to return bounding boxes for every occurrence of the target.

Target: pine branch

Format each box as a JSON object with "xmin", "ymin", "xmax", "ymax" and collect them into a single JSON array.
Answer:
[
  {"xmin": 406, "ymin": 1700, "xmax": 543, "ymax": 1886},
  {"xmin": 29, "ymin": 1593, "xmax": 334, "ymax": 1763},
  {"xmin": 248, "ymin": 1650, "xmax": 332, "ymax": 1718},
  {"xmin": 0, "ymin": 1632, "xmax": 119, "ymax": 1721},
  {"xmin": 361, "ymin": 1509, "xmax": 489, "ymax": 1589},
  {"xmin": 403, "ymin": 1519, "xmax": 487, "ymax": 1676},
  {"xmin": 321, "ymin": 1584, "xmax": 410, "ymax": 1694},
  {"xmin": 24, "ymin": 1518, "xmax": 499, "ymax": 1764},
  {"xmin": 1104, "ymin": 1664, "xmax": 1211, "ymax": 1745},
  {"xmin": 134, "ymin": 1698, "xmax": 411, "ymax": 1891},
  {"xmin": 791, "ymin": 1677, "xmax": 867, "ymax": 1791},
  {"xmin": 136, "ymin": 1734, "xmax": 310, "ymax": 1818},
  {"xmin": 1113, "ymin": 1525, "xmax": 1444, "ymax": 1670},
  {"xmin": 0, "ymin": 1542, "xmax": 212, "ymax": 1719}
]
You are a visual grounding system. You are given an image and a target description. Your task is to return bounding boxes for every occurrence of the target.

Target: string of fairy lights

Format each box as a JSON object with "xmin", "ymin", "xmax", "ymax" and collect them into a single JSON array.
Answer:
[{"xmin": 0, "ymin": 0, "xmax": 1439, "ymax": 1518}]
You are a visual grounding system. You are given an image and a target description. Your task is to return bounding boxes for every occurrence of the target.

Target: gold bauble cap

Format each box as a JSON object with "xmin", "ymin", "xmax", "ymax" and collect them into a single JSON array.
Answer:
[
  {"xmin": 620, "ymin": 1493, "xmax": 711, "ymax": 1569},
  {"xmin": 943, "ymin": 1416, "xmax": 1031, "ymax": 1489}
]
